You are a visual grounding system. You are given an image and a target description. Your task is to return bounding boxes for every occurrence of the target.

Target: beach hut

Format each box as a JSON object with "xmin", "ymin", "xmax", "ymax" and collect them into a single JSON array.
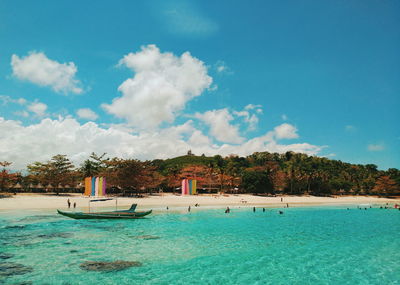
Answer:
[
  {"xmin": 12, "ymin": 183, "xmax": 22, "ymax": 189},
  {"xmin": 35, "ymin": 183, "xmax": 44, "ymax": 192},
  {"xmin": 12, "ymin": 183, "xmax": 22, "ymax": 193}
]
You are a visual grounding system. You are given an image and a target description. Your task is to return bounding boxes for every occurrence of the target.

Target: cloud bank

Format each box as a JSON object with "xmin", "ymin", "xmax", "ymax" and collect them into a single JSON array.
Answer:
[
  {"xmin": 0, "ymin": 117, "xmax": 323, "ymax": 170},
  {"xmin": 3, "ymin": 46, "xmax": 324, "ymax": 171}
]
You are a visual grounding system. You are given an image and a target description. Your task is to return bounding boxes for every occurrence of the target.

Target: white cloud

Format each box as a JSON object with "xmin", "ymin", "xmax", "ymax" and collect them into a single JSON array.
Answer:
[
  {"xmin": 76, "ymin": 108, "xmax": 98, "ymax": 120},
  {"xmin": 233, "ymin": 109, "xmax": 259, "ymax": 131},
  {"xmin": 214, "ymin": 60, "xmax": 232, "ymax": 74},
  {"xmin": 188, "ymin": 130, "xmax": 211, "ymax": 146},
  {"xmin": 274, "ymin": 123, "xmax": 299, "ymax": 139},
  {"xmin": 367, "ymin": 143, "xmax": 384, "ymax": 151},
  {"xmin": 11, "ymin": 51, "xmax": 83, "ymax": 94},
  {"xmin": 195, "ymin": 108, "xmax": 244, "ymax": 144},
  {"xmin": 0, "ymin": 116, "xmax": 323, "ymax": 171},
  {"xmin": 102, "ymin": 45, "xmax": 212, "ymax": 129},
  {"xmin": 245, "ymin": 104, "xmax": 262, "ymax": 110},
  {"xmin": 0, "ymin": 95, "xmax": 27, "ymax": 106},
  {"xmin": 28, "ymin": 102, "xmax": 47, "ymax": 116}
]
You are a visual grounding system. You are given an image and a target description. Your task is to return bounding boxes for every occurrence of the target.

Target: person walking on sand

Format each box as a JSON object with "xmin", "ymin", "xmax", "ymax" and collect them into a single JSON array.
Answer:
[
  {"xmin": 280, "ymin": 197, "xmax": 283, "ymax": 202},
  {"xmin": 73, "ymin": 202, "xmax": 76, "ymax": 209},
  {"xmin": 67, "ymin": 199, "xmax": 71, "ymax": 208},
  {"xmin": 188, "ymin": 206, "xmax": 191, "ymax": 212}
]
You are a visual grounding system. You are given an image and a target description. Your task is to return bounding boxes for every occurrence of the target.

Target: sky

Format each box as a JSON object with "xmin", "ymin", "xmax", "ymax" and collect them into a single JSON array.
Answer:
[{"xmin": 0, "ymin": 0, "xmax": 399, "ymax": 171}]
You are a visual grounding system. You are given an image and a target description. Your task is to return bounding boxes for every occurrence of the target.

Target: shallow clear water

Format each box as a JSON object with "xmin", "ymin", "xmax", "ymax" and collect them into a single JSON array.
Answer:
[{"xmin": 1, "ymin": 206, "xmax": 399, "ymax": 284}]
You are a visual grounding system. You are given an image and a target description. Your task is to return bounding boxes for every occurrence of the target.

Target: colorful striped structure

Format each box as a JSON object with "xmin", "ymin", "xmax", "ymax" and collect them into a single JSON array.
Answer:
[
  {"xmin": 84, "ymin": 177, "xmax": 106, "ymax": 196},
  {"xmin": 181, "ymin": 179, "xmax": 197, "ymax": 195}
]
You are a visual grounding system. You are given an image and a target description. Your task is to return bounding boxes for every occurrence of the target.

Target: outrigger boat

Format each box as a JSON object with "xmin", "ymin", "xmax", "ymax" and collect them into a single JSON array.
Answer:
[{"xmin": 57, "ymin": 198, "xmax": 152, "ymax": 219}]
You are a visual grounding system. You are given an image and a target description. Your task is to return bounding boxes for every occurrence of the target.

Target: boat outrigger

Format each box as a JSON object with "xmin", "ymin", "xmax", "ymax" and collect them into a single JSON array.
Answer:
[{"xmin": 57, "ymin": 198, "xmax": 152, "ymax": 219}]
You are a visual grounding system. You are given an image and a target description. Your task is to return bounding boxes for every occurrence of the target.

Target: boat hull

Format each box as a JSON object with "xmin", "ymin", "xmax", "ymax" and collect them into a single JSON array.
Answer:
[{"xmin": 57, "ymin": 209, "xmax": 152, "ymax": 219}]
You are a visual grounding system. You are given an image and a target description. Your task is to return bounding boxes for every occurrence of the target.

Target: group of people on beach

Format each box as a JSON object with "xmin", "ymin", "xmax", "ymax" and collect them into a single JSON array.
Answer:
[{"xmin": 67, "ymin": 199, "xmax": 76, "ymax": 209}]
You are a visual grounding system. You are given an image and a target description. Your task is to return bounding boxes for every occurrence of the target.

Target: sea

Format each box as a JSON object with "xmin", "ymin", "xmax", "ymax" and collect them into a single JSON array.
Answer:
[{"xmin": 0, "ymin": 205, "xmax": 399, "ymax": 284}]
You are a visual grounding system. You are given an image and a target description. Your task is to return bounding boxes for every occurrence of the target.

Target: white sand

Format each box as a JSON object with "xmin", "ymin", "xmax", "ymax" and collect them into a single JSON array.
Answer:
[{"xmin": 0, "ymin": 193, "xmax": 399, "ymax": 211}]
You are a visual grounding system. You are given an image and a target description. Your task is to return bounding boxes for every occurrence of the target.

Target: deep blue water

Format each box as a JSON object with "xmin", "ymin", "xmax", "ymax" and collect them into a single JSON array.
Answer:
[{"xmin": 0, "ymin": 206, "xmax": 399, "ymax": 284}]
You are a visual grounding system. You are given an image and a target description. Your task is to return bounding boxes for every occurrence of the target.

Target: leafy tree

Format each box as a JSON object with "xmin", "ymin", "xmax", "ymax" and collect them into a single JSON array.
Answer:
[
  {"xmin": 372, "ymin": 176, "xmax": 400, "ymax": 196},
  {"xmin": 0, "ymin": 161, "xmax": 18, "ymax": 192},
  {"xmin": 214, "ymin": 155, "xmax": 227, "ymax": 192},
  {"xmin": 241, "ymin": 168, "xmax": 274, "ymax": 194},
  {"xmin": 104, "ymin": 158, "xmax": 152, "ymax": 195},
  {"xmin": 27, "ymin": 155, "xmax": 76, "ymax": 193},
  {"xmin": 80, "ymin": 152, "xmax": 108, "ymax": 178}
]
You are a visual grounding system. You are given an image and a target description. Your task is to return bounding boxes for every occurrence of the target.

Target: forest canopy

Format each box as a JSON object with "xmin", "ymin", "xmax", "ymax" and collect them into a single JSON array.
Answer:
[{"xmin": 1, "ymin": 151, "xmax": 399, "ymax": 196}]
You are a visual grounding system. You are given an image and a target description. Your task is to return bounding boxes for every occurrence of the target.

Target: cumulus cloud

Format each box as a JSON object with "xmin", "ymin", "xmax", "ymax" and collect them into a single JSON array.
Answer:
[
  {"xmin": 102, "ymin": 45, "xmax": 212, "ymax": 129},
  {"xmin": 11, "ymin": 51, "xmax": 83, "ymax": 94},
  {"xmin": 195, "ymin": 108, "xmax": 244, "ymax": 144},
  {"xmin": 367, "ymin": 143, "xmax": 384, "ymax": 151},
  {"xmin": 233, "ymin": 105, "xmax": 262, "ymax": 131},
  {"xmin": 274, "ymin": 123, "xmax": 299, "ymax": 139},
  {"xmin": 76, "ymin": 108, "xmax": 98, "ymax": 120},
  {"xmin": 233, "ymin": 111, "xmax": 258, "ymax": 131},
  {"xmin": 28, "ymin": 102, "xmax": 47, "ymax": 117},
  {"xmin": 0, "ymin": 116, "xmax": 323, "ymax": 170}
]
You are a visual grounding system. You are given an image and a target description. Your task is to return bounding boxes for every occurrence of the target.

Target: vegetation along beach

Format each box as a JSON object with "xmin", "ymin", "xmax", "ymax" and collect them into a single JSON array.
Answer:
[{"xmin": 1, "ymin": 0, "xmax": 399, "ymax": 284}]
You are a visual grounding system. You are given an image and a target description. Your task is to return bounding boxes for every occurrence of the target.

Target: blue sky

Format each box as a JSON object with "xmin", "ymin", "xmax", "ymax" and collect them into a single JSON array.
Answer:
[{"xmin": 0, "ymin": 0, "xmax": 399, "ymax": 170}]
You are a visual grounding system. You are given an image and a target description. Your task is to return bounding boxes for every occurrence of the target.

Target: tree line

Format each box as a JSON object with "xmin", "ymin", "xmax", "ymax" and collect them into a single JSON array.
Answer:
[{"xmin": 1, "ymin": 151, "xmax": 399, "ymax": 196}]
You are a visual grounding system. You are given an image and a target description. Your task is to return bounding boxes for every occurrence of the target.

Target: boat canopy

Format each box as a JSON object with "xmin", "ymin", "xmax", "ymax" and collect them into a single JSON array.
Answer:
[{"xmin": 90, "ymin": 198, "xmax": 114, "ymax": 202}]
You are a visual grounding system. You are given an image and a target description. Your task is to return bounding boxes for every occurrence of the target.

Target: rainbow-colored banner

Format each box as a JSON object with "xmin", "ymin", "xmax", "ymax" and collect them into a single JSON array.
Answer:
[
  {"xmin": 84, "ymin": 177, "xmax": 106, "ymax": 196},
  {"xmin": 181, "ymin": 179, "xmax": 196, "ymax": 195}
]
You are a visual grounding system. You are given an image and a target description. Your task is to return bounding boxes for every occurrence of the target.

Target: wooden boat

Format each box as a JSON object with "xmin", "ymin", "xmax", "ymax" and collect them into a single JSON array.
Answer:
[{"xmin": 57, "ymin": 203, "xmax": 152, "ymax": 219}]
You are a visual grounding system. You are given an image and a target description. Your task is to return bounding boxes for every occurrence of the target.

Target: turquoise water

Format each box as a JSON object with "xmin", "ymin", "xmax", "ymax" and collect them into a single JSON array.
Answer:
[{"xmin": 1, "ymin": 206, "xmax": 399, "ymax": 284}]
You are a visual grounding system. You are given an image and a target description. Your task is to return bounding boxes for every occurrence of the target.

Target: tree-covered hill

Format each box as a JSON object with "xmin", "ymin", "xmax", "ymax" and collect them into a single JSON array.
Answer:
[{"xmin": 1, "ymin": 151, "xmax": 399, "ymax": 196}]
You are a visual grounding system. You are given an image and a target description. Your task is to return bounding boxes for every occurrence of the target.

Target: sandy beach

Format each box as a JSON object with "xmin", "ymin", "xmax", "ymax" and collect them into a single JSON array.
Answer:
[{"xmin": 0, "ymin": 193, "xmax": 399, "ymax": 211}]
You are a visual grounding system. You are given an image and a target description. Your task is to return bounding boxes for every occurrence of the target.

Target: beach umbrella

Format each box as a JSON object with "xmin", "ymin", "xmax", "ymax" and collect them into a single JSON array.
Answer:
[{"xmin": 36, "ymin": 183, "xmax": 43, "ymax": 188}]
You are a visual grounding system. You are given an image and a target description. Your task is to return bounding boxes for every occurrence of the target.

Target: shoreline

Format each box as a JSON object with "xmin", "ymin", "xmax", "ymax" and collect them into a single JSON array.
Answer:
[{"xmin": 0, "ymin": 193, "xmax": 399, "ymax": 211}]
